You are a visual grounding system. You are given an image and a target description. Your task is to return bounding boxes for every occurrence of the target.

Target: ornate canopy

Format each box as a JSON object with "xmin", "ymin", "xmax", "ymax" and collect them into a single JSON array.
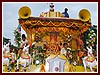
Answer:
[{"xmin": 19, "ymin": 17, "xmax": 91, "ymax": 49}]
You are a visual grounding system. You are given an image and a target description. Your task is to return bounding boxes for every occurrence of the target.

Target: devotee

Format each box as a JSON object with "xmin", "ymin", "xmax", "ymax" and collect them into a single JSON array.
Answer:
[
  {"xmin": 21, "ymin": 34, "xmax": 28, "ymax": 48},
  {"xmin": 59, "ymin": 42, "xmax": 63, "ymax": 50},
  {"xmin": 60, "ymin": 43, "xmax": 67, "ymax": 56},
  {"xmin": 62, "ymin": 8, "xmax": 69, "ymax": 18}
]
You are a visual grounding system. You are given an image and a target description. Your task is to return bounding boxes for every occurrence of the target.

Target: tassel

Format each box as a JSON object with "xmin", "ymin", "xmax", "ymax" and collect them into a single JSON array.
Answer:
[{"xmin": 40, "ymin": 64, "xmax": 46, "ymax": 72}]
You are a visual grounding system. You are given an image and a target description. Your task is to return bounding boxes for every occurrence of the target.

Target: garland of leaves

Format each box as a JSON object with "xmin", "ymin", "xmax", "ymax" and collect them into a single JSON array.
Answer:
[
  {"xmin": 13, "ymin": 25, "xmax": 21, "ymax": 48},
  {"xmin": 33, "ymin": 47, "xmax": 47, "ymax": 65}
]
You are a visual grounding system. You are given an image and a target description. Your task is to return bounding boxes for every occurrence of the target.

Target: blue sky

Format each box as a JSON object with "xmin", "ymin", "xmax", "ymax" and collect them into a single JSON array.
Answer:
[{"xmin": 2, "ymin": 2, "xmax": 98, "ymax": 44}]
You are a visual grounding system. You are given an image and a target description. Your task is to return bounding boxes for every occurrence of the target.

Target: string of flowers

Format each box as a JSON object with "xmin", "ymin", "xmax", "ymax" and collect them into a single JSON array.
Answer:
[
  {"xmin": 86, "ymin": 28, "xmax": 96, "ymax": 48},
  {"xmin": 65, "ymin": 34, "xmax": 72, "ymax": 48}
]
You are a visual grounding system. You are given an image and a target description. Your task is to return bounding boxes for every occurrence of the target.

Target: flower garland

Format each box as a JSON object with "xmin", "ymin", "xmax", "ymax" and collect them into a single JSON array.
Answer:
[
  {"xmin": 65, "ymin": 34, "xmax": 72, "ymax": 47},
  {"xmin": 86, "ymin": 28, "xmax": 96, "ymax": 48}
]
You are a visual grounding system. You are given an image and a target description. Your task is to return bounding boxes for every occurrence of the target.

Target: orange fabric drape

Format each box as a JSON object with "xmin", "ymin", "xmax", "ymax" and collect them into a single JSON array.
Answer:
[{"xmin": 29, "ymin": 28, "xmax": 32, "ymax": 47}]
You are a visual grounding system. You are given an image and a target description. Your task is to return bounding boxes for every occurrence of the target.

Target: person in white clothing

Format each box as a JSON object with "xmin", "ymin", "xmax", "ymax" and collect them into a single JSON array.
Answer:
[
  {"xmin": 21, "ymin": 34, "xmax": 28, "ymax": 48},
  {"xmin": 23, "ymin": 44, "xmax": 30, "ymax": 55},
  {"xmin": 86, "ymin": 45, "xmax": 93, "ymax": 56},
  {"xmin": 3, "ymin": 43, "xmax": 10, "ymax": 55},
  {"xmin": 60, "ymin": 43, "xmax": 67, "ymax": 56}
]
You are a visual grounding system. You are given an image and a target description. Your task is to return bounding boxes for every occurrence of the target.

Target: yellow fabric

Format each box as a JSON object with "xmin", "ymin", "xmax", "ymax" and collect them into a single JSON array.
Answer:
[{"xmin": 71, "ymin": 39, "xmax": 77, "ymax": 50}]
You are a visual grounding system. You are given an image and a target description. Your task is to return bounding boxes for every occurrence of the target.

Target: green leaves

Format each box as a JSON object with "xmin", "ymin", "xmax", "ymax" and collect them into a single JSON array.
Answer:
[{"xmin": 13, "ymin": 28, "xmax": 21, "ymax": 48}]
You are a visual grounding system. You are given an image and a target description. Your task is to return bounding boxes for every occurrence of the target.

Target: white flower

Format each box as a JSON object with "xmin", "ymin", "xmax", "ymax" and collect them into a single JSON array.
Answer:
[
  {"xmin": 73, "ymin": 61, "xmax": 77, "ymax": 65},
  {"xmin": 90, "ymin": 36, "xmax": 92, "ymax": 38},
  {"xmin": 86, "ymin": 42, "xmax": 89, "ymax": 44},
  {"xmin": 68, "ymin": 51, "xmax": 70, "ymax": 53},
  {"xmin": 35, "ymin": 60, "xmax": 40, "ymax": 64},
  {"xmin": 92, "ymin": 30, "xmax": 94, "ymax": 32},
  {"xmin": 91, "ymin": 34, "xmax": 93, "ymax": 37},
  {"xmin": 93, "ymin": 33, "xmax": 96, "ymax": 36},
  {"xmin": 68, "ymin": 39, "xmax": 70, "ymax": 41},
  {"xmin": 68, "ymin": 35, "xmax": 70, "ymax": 38}
]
